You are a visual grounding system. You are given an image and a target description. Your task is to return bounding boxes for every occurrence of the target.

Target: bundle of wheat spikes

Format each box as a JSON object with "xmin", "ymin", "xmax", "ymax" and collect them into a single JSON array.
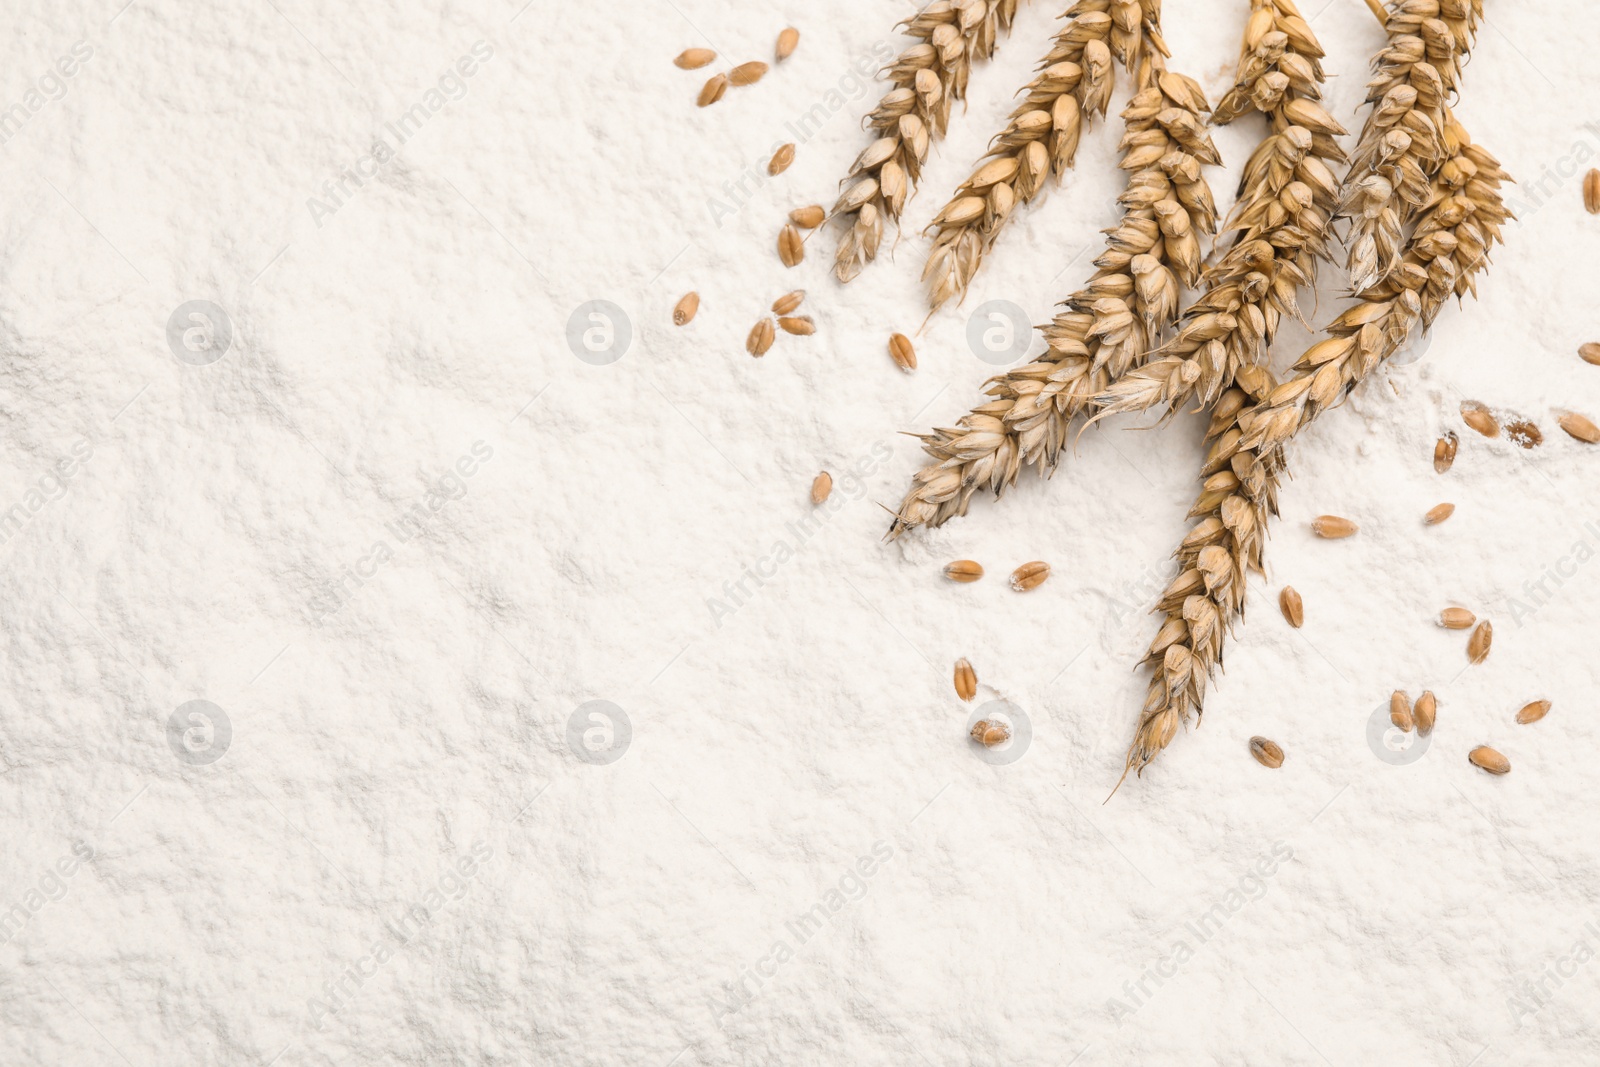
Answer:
[{"xmin": 837, "ymin": 0, "xmax": 1505, "ymax": 785}]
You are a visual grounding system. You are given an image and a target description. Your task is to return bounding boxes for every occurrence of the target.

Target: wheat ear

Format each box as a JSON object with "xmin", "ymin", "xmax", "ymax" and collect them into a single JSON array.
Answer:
[
  {"xmin": 920, "ymin": 0, "xmax": 1144, "ymax": 311},
  {"xmin": 1119, "ymin": 114, "xmax": 1509, "ymax": 783},
  {"xmin": 1340, "ymin": 0, "xmax": 1483, "ymax": 291},
  {"xmin": 1094, "ymin": 0, "xmax": 1344, "ymax": 423},
  {"xmin": 890, "ymin": 41, "xmax": 1218, "ymax": 537},
  {"xmin": 831, "ymin": 0, "xmax": 1024, "ymax": 283}
]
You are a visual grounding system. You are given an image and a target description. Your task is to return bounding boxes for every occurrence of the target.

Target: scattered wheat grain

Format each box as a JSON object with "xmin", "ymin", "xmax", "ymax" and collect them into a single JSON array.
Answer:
[
  {"xmin": 954, "ymin": 658, "xmax": 977, "ymax": 702},
  {"xmin": 810, "ymin": 471, "xmax": 832, "ymax": 505},
  {"xmin": 1279, "ymin": 586, "xmax": 1304, "ymax": 629},
  {"xmin": 729, "ymin": 61, "xmax": 768, "ymax": 86},
  {"xmin": 1581, "ymin": 343, "xmax": 1600, "ymax": 367},
  {"xmin": 970, "ymin": 719, "xmax": 1010, "ymax": 746},
  {"xmin": 768, "ymin": 143, "xmax": 795, "ymax": 176},
  {"xmin": 1516, "ymin": 699, "xmax": 1550, "ymax": 725},
  {"xmin": 778, "ymin": 315, "xmax": 814, "ymax": 336},
  {"xmin": 1559, "ymin": 412, "xmax": 1600, "ymax": 443},
  {"xmin": 789, "ymin": 205, "xmax": 825, "ymax": 229},
  {"xmin": 771, "ymin": 289, "xmax": 804, "ymax": 315},
  {"xmin": 1468, "ymin": 619, "xmax": 1493, "ymax": 664},
  {"xmin": 1414, "ymin": 691, "xmax": 1437, "ymax": 735},
  {"xmin": 888, "ymin": 332, "xmax": 916, "ymax": 373},
  {"xmin": 943, "ymin": 560, "xmax": 984, "ymax": 583},
  {"xmin": 776, "ymin": 27, "xmax": 799, "ymax": 61},
  {"xmin": 672, "ymin": 292, "xmax": 699, "ymax": 326},
  {"xmin": 675, "ymin": 48, "xmax": 715, "ymax": 70},
  {"xmin": 1587, "ymin": 168, "xmax": 1600, "ymax": 214},
  {"xmin": 1312, "ymin": 515, "xmax": 1359, "ymax": 539},
  {"xmin": 1010, "ymin": 561, "xmax": 1050, "ymax": 592},
  {"xmin": 1435, "ymin": 432, "xmax": 1458, "ymax": 473},
  {"xmin": 1505, "ymin": 420, "xmax": 1543, "ymax": 449},
  {"xmin": 1468, "ymin": 745, "xmax": 1510, "ymax": 775},
  {"xmin": 1425, "ymin": 503, "xmax": 1455, "ymax": 525},
  {"xmin": 1439, "ymin": 607, "xmax": 1476, "ymax": 629},
  {"xmin": 747, "ymin": 317, "xmax": 775, "ymax": 357},
  {"xmin": 1249, "ymin": 737, "xmax": 1284, "ymax": 769},
  {"xmin": 1461, "ymin": 403, "xmax": 1499, "ymax": 438},
  {"xmin": 697, "ymin": 73, "xmax": 728, "ymax": 107},
  {"xmin": 778, "ymin": 224, "xmax": 804, "ymax": 267},
  {"xmin": 1390, "ymin": 690, "xmax": 1413, "ymax": 732}
]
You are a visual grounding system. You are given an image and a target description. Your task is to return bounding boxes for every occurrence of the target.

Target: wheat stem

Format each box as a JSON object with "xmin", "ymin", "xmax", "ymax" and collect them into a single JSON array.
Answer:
[
  {"xmin": 1120, "ymin": 112, "xmax": 1510, "ymax": 782},
  {"xmin": 830, "ymin": 0, "xmax": 1025, "ymax": 283},
  {"xmin": 1362, "ymin": 0, "xmax": 1388, "ymax": 26}
]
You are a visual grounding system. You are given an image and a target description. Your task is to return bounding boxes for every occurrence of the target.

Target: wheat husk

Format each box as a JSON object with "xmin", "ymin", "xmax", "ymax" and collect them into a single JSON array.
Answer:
[{"xmin": 831, "ymin": 0, "xmax": 1024, "ymax": 282}]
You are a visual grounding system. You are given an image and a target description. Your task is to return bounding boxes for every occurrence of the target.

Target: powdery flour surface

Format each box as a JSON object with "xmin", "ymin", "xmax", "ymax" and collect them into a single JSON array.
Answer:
[{"xmin": 1, "ymin": 0, "xmax": 1597, "ymax": 1063}]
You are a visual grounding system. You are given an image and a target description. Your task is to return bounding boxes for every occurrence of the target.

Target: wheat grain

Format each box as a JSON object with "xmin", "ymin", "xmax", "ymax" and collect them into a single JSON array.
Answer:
[
  {"xmin": 971, "ymin": 719, "xmax": 1012, "ymax": 745},
  {"xmin": 673, "ymin": 292, "xmax": 699, "ymax": 325},
  {"xmin": 1010, "ymin": 560, "xmax": 1050, "ymax": 591},
  {"xmin": 891, "ymin": 30, "xmax": 1223, "ymax": 534},
  {"xmin": 1414, "ymin": 690, "xmax": 1437, "ymax": 734},
  {"xmin": 811, "ymin": 471, "xmax": 833, "ymax": 504},
  {"xmin": 1390, "ymin": 690, "xmax": 1413, "ymax": 731},
  {"xmin": 747, "ymin": 318, "xmax": 776, "ymax": 357},
  {"xmin": 1516, "ymin": 699, "xmax": 1550, "ymax": 724},
  {"xmin": 698, "ymin": 73, "xmax": 728, "ymax": 106},
  {"xmin": 1461, "ymin": 402, "xmax": 1498, "ymax": 437},
  {"xmin": 1587, "ymin": 169, "xmax": 1600, "ymax": 213},
  {"xmin": 777, "ymin": 27, "xmax": 800, "ymax": 61},
  {"xmin": 778, "ymin": 224, "xmax": 804, "ymax": 267},
  {"xmin": 944, "ymin": 559, "xmax": 985, "ymax": 582},
  {"xmin": 1279, "ymin": 585, "xmax": 1303, "ymax": 627},
  {"xmin": 1580, "ymin": 343, "xmax": 1600, "ymax": 366},
  {"xmin": 920, "ymin": 0, "xmax": 1128, "ymax": 309},
  {"xmin": 1467, "ymin": 619, "xmax": 1492, "ymax": 663},
  {"xmin": 778, "ymin": 316, "xmax": 815, "ymax": 336},
  {"xmin": 1339, "ymin": 0, "xmax": 1484, "ymax": 291},
  {"xmin": 675, "ymin": 48, "xmax": 716, "ymax": 70},
  {"xmin": 1468, "ymin": 745, "xmax": 1509, "ymax": 775},
  {"xmin": 1434, "ymin": 431, "xmax": 1458, "ymax": 472},
  {"xmin": 1312, "ymin": 515, "xmax": 1358, "ymax": 538},
  {"xmin": 729, "ymin": 61, "xmax": 769, "ymax": 86},
  {"xmin": 830, "ymin": 0, "xmax": 1024, "ymax": 283},
  {"xmin": 769, "ymin": 144, "xmax": 796, "ymax": 175},
  {"xmin": 1559, "ymin": 412, "xmax": 1600, "ymax": 443},
  {"xmin": 1120, "ymin": 108, "xmax": 1508, "ymax": 781},
  {"xmin": 1249, "ymin": 736, "xmax": 1284, "ymax": 768},
  {"xmin": 1506, "ymin": 419, "xmax": 1542, "ymax": 448},
  {"xmin": 1425, "ymin": 502, "xmax": 1454, "ymax": 524},
  {"xmin": 889, "ymin": 332, "xmax": 917, "ymax": 372},
  {"xmin": 789, "ymin": 205, "xmax": 825, "ymax": 229},
  {"xmin": 771, "ymin": 290, "xmax": 805, "ymax": 315},
  {"xmin": 954, "ymin": 658, "xmax": 977, "ymax": 701},
  {"xmin": 1439, "ymin": 606, "xmax": 1475, "ymax": 629}
]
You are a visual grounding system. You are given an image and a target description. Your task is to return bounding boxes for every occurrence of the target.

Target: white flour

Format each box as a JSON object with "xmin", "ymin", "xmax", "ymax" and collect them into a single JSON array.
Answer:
[{"xmin": 1, "ymin": 1, "xmax": 1596, "ymax": 1063}]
